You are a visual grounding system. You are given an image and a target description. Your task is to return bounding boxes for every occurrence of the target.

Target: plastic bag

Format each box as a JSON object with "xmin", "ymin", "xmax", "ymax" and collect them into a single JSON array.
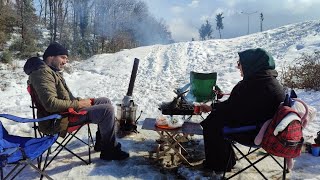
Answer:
[
  {"xmin": 156, "ymin": 115, "xmax": 168, "ymax": 126},
  {"xmin": 167, "ymin": 116, "xmax": 184, "ymax": 128}
]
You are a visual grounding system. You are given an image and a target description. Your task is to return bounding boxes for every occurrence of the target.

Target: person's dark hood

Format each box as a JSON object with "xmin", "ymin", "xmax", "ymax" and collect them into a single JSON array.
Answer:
[
  {"xmin": 245, "ymin": 69, "xmax": 279, "ymax": 81},
  {"xmin": 238, "ymin": 48, "xmax": 275, "ymax": 80},
  {"xmin": 23, "ymin": 57, "xmax": 46, "ymax": 75}
]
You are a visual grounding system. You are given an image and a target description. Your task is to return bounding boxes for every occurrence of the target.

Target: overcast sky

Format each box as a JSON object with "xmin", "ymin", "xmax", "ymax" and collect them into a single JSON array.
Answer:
[{"xmin": 142, "ymin": 0, "xmax": 320, "ymax": 42}]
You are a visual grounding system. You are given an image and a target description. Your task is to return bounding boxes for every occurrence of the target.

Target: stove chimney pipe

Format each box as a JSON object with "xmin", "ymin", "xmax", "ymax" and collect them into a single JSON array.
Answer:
[
  {"xmin": 126, "ymin": 58, "xmax": 139, "ymax": 96},
  {"xmin": 122, "ymin": 58, "xmax": 139, "ymax": 107}
]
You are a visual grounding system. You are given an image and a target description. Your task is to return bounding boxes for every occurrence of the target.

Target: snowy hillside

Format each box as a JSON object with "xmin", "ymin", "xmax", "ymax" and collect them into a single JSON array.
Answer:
[
  {"xmin": 70, "ymin": 20, "xmax": 320, "ymax": 120},
  {"xmin": 0, "ymin": 20, "xmax": 320, "ymax": 179}
]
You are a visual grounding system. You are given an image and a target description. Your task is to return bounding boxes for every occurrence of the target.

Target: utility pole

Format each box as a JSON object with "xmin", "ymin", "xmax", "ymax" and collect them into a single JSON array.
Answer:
[
  {"xmin": 260, "ymin": 13, "xmax": 264, "ymax": 32},
  {"xmin": 241, "ymin": 11, "xmax": 257, "ymax": 35}
]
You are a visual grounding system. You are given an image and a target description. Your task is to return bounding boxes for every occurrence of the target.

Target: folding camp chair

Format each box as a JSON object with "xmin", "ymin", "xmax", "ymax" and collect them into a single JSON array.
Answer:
[
  {"xmin": 178, "ymin": 71, "xmax": 220, "ymax": 104},
  {"xmin": 176, "ymin": 71, "xmax": 222, "ymax": 121},
  {"xmin": 27, "ymin": 85, "xmax": 94, "ymax": 166},
  {"xmin": 222, "ymin": 126, "xmax": 287, "ymax": 180},
  {"xmin": 0, "ymin": 113, "xmax": 61, "ymax": 180}
]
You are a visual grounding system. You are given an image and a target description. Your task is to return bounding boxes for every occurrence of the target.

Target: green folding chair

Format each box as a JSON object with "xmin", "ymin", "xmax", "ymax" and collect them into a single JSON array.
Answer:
[{"xmin": 179, "ymin": 71, "xmax": 220, "ymax": 104}]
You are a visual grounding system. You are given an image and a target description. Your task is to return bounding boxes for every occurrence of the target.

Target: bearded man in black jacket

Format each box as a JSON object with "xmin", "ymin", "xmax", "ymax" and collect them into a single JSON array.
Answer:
[{"xmin": 200, "ymin": 48, "xmax": 285, "ymax": 172}]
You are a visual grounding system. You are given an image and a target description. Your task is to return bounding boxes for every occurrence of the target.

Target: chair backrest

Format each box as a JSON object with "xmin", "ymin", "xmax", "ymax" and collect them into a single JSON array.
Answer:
[
  {"xmin": 27, "ymin": 85, "xmax": 52, "ymax": 117},
  {"xmin": 189, "ymin": 71, "xmax": 217, "ymax": 102},
  {"xmin": 27, "ymin": 84, "xmax": 57, "ymax": 137}
]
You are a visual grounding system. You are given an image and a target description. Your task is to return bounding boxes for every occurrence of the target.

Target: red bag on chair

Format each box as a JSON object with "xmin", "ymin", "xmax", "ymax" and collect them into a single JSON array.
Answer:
[{"xmin": 261, "ymin": 105, "xmax": 304, "ymax": 158}]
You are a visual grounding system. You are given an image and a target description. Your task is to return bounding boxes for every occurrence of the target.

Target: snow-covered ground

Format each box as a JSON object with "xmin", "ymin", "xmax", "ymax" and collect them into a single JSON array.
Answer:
[{"xmin": 1, "ymin": 20, "xmax": 320, "ymax": 179}]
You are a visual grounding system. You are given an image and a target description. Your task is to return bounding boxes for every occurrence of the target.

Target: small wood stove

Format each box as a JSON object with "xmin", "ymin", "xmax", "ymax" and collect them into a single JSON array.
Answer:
[{"xmin": 116, "ymin": 58, "xmax": 142, "ymax": 136}]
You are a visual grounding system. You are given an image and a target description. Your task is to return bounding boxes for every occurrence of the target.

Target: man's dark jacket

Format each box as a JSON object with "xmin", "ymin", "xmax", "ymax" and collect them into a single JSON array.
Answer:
[{"xmin": 24, "ymin": 57, "xmax": 80, "ymax": 135}]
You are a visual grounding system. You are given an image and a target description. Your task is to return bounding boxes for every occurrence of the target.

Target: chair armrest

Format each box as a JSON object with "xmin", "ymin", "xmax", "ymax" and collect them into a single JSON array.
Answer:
[
  {"xmin": 0, "ymin": 114, "xmax": 61, "ymax": 123},
  {"xmin": 0, "ymin": 147, "xmax": 20, "ymax": 167},
  {"xmin": 0, "ymin": 147, "xmax": 19, "ymax": 157},
  {"xmin": 223, "ymin": 125, "xmax": 256, "ymax": 134},
  {"xmin": 176, "ymin": 83, "xmax": 190, "ymax": 94}
]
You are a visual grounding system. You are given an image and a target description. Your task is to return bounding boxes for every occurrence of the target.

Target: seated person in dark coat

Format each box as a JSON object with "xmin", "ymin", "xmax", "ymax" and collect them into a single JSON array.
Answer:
[{"xmin": 200, "ymin": 48, "xmax": 285, "ymax": 172}]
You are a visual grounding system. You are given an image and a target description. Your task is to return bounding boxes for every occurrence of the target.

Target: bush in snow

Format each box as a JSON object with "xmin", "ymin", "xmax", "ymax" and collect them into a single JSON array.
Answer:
[
  {"xmin": 282, "ymin": 51, "xmax": 320, "ymax": 91},
  {"xmin": 0, "ymin": 51, "xmax": 13, "ymax": 64}
]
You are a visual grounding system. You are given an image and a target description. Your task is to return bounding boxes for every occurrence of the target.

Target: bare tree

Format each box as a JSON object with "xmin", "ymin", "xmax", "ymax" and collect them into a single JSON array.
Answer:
[
  {"xmin": 45, "ymin": 0, "xmax": 70, "ymax": 42},
  {"xmin": 58, "ymin": 0, "xmax": 69, "ymax": 42},
  {"xmin": 15, "ymin": 0, "xmax": 38, "ymax": 57},
  {"xmin": 44, "ymin": 0, "xmax": 47, "ymax": 26},
  {"xmin": 37, "ymin": 0, "xmax": 44, "ymax": 22},
  {"xmin": 17, "ymin": 0, "xmax": 173, "ymax": 57}
]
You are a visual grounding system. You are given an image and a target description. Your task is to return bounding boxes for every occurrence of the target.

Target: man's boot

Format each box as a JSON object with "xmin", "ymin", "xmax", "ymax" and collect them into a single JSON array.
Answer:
[
  {"xmin": 100, "ymin": 143, "xmax": 129, "ymax": 161},
  {"xmin": 94, "ymin": 130, "xmax": 102, "ymax": 152}
]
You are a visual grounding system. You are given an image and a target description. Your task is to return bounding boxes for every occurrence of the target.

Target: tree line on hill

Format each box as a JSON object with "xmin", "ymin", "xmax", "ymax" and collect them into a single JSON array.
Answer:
[
  {"xmin": 0, "ymin": 0, "xmax": 174, "ymax": 60},
  {"xmin": 198, "ymin": 12, "xmax": 264, "ymax": 40},
  {"xmin": 1, "ymin": 1, "xmax": 320, "ymax": 91}
]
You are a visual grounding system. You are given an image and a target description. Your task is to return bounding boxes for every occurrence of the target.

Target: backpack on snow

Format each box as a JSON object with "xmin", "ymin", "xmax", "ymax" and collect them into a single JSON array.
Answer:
[{"xmin": 261, "ymin": 92, "xmax": 304, "ymax": 158}]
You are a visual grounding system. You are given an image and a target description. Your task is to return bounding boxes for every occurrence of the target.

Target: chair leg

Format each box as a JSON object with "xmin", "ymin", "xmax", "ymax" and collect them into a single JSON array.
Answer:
[
  {"xmin": 225, "ymin": 143, "xmax": 289, "ymax": 180},
  {"xmin": 27, "ymin": 160, "xmax": 53, "ymax": 180},
  {"xmin": 87, "ymin": 124, "xmax": 94, "ymax": 164},
  {"xmin": 1, "ymin": 156, "xmax": 53, "ymax": 180},
  {"xmin": 224, "ymin": 143, "xmax": 269, "ymax": 180},
  {"xmin": 283, "ymin": 158, "xmax": 286, "ymax": 180},
  {"xmin": 1, "ymin": 167, "xmax": 3, "ymax": 180},
  {"xmin": 223, "ymin": 146, "xmax": 233, "ymax": 179},
  {"xmin": 233, "ymin": 144, "xmax": 268, "ymax": 179},
  {"xmin": 41, "ymin": 147, "xmax": 53, "ymax": 180},
  {"xmin": 8, "ymin": 159, "xmax": 53, "ymax": 180},
  {"xmin": 3, "ymin": 163, "xmax": 23, "ymax": 180},
  {"xmin": 46, "ymin": 126, "xmax": 90, "ymax": 167},
  {"xmin": 41, "ymin": 124, "xmax": 94, "ymax": 168},
  {"xmin": 238, "ymin": 147, "xmax": 260, "ymax": 161}
]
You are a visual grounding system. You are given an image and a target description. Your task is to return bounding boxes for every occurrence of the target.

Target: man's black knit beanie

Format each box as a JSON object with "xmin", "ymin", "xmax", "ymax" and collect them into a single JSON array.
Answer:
[{"xmin": 43, "ymin": 42, "xmax": 68, "ymax": 60}]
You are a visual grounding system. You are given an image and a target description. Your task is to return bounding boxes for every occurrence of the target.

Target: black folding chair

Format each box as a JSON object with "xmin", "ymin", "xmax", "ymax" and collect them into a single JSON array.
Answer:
[{"xmin": 223, "ymin": 126, "xmax": 287, "ymax": 180}]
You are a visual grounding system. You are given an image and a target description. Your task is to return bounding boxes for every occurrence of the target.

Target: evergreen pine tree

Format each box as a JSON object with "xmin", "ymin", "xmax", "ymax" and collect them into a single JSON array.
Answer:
[{"xmin": 199, "ymin": 20, "xmax": 213, "ymax": 40}]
